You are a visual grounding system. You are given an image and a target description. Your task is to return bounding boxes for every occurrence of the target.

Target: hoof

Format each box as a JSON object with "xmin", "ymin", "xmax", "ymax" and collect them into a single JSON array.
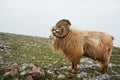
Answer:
[
  {"xmin": 70, "ymin": 69, "xmax": 77, "ymax": 74},
  {"xmin": 101, "ymin": 70, "xmax": 108, "ymax": 74}
]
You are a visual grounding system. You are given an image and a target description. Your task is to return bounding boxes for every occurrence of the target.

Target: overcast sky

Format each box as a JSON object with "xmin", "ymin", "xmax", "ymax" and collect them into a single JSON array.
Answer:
[{"xmin": 0, "ymin": 0, "xmax": 120, "ymax": 47}]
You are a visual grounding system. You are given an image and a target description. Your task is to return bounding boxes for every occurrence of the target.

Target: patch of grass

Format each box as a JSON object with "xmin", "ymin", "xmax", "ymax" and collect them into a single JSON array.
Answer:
[{"xmin": 0, "ymin": 32, "xmax": 120, "ymax": 79}]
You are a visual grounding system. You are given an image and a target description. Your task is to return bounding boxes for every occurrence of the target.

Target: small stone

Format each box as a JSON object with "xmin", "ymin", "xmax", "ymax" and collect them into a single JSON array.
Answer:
[
  {"xmin": 3, "ymin": 71, "xmax": 11, "ymax": 77},
  {"xmin": 58, "ymin": 74, "xmax": 65, "ymax": 78},
  {"xmin": 53, "ymin": 61, "xmax": 58, "ymax": 64},
  {"xmin": 94, "ymin": 63, "xmax": 101, "ymax": 68},
  {"xmin": 12, "ymin": 63, "xmax": 18, "ymax": 66},
  {"xmin": 49, "ymin": 58, "xmax": 52, "ymax": 60},
  {"xmin": 65, "ymin": 72, "xmax": 74, "ymax": 78},
  {"xmin": 96, "ymin": 74, "xmax": 111, "ymax": 80},
  {"xmin": 47, "ymin": 70, "xmax": 53, "ymax": 74},
  {"xmin": 60, "ymin": 66, "xmax": 68, "ymax": 70},
  {"xmin": 39, "ymin": 68, "xmax": 45, "ymax": 77},
  {"xmin": 0, "ymin": 56, "xmax": 3, "ymax": 59},
  {"xmin": 31, "ymin": 64, "xmax": 38, "ymax": 72},
  {"xmin": 67, "ymin": 66, "xmax": 72, "ymax": 70},
  {"xmin": 19, "ymin": 65, "xmax": 26, "ymax": 72},
  {"xmin": 76, "ymin": 72, "xmax": 87, "ymax": 78},
  {"xmin": 81, "ymin": 58, "xmax": 94, "ymax": 65},
  {"xmin": 76, "ymin": 74, "xmax": 80, "ymax": 78},
  {"xmin": 48, "ymin": 64, "xmax": 52, "ymax": 67},
  {"xmin": 32, "ymin": 56, "xmax": 36, "ymax": 60},
  {"xmin": 20, "ymin": 71, "xmax": 26, "ymax": 76},
  {"xmin": 54, "ymin": 70, "xmax": 60, "ymax": 75},
  {"xmin": 0, "ymin": 60, "xmax": 4, "ymax": 64},
  {"xmin": 109, "ymin": 63, "xmax": 115, "ymax": 68}
]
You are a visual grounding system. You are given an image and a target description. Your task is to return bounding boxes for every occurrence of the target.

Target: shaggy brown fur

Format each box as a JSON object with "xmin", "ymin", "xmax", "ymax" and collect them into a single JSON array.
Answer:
[{"xmin": 50, "ymin": 19, "xmax": 114, "ymax": 74}]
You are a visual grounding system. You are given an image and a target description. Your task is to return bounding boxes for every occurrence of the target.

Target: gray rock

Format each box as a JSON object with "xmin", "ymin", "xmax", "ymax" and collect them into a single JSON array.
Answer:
[
  {"xmin": 95, "ymin": 74, "xmax": 111, "ymax": 80},
  {"xmin": 47, "ymin": 70, "xmax": 54, "ymax": 74},
  {"xmin": 76, "ymin": 72, "xmax": 87, "ymax": 78},
  {"xmin": 32, "ymin": 56, "xmax": 36, "ymax": 60},
  {"xmin": 58, "ymin": 74, "xmax": 65, "ymax": 78},
  {"xmin": 0, "ymin": 60, "xmax": 4, "ymax": 64},
  {"xmin": 81, "ymin": 58, "xmax": 94, "ymax": 65},
  {"xmin": 60, "ymin": 66, "xmax": 68, "ymax": 70},
  {"xmin": 67, "ymin": 66, "xmax": 72, "ymax": 70},
  {"xmin": 65, "ymin": 72, "xmax": 74, "ymax": 78},
  {"xmin": 108, "ymin": 63, "xmax": 115, "ymax": 68},
  {"xmin": 94, "ymin": 63, "xmax": 101, "ymax": 68},
  {"xmin": 53, "ymin": 61, "xmax": 58, "ymax": 64},
  {"xmin": 48, "ymin": 64, "xmax": 52, "ymax": 67},
  {"xmin": 12, "ymin": 63, "xmax": 18, "ymax": 66}
]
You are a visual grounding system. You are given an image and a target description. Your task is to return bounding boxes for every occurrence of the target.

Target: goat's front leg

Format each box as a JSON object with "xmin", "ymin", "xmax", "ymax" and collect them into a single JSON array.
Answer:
[{"xmin": 71, "ymin": 61, "xmax": 77, "ymax": 74}]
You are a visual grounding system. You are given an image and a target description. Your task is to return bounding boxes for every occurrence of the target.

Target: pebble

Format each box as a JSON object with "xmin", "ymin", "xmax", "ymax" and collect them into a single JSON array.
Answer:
[
  {"xmin": 58, "ymin": 74, "xmax": 65, "ymax": 78},
  {"xmin": 81, "ymin": 58, "xmax": 94, "ymax": 65},
  {"xmin": 60, "ymin": 66, "xmax": 68, "ymax": 70},
  {"xmin": 47, "ymin": 70, "xmax": 53, "ymax": 74},
  {"xmin": 95, "ymin": 74, "xmax": 111, "ymax": 80},
  {"xmin": 48, "ymin": 64, "xmax": 52, "ymax": 67},
  {"xmin": 65, "ymin": 72, "xmax": 75, "ymax": 78},
  {"xmin": 108, "ymin": 63, "xmax": 116, "ymax": 68},
  {"xmin": 53, "ymin": 61, "xmax": 58, "ymax": 64},
  {"xmin": 76, "ymin": 72, "xmax": 87, "ymax": 78}
]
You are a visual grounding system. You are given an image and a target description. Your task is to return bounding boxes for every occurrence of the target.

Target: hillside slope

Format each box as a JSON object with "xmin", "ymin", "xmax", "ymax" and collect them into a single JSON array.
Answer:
[{"xmin": 0, "ymin": 32, "xmax": 120, "ymax": 80}]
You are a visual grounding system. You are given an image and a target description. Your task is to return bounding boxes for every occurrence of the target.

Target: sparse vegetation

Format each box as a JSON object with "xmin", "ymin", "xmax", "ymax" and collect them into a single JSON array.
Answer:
[{"xmin": 0, "ymin": 32, "xmax": 120, "ymax": 80}]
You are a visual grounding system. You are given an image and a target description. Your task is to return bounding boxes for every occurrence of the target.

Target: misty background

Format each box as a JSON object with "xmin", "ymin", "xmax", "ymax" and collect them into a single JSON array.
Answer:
[{"xmin": 0, "ymin": 0, "xmax": 120, "ymax": 47}]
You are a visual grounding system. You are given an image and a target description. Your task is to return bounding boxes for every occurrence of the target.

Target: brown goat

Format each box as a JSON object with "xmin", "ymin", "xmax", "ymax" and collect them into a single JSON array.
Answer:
[{"xmin": 50, "ymin": 19, "xmax": 114, "ymax": 74}]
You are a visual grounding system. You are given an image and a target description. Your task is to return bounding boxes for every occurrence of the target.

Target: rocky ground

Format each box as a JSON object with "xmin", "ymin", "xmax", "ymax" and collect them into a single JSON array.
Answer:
[{"xmin": 0, "ymin": 32, "xmax": 120, "ymax": 80}]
